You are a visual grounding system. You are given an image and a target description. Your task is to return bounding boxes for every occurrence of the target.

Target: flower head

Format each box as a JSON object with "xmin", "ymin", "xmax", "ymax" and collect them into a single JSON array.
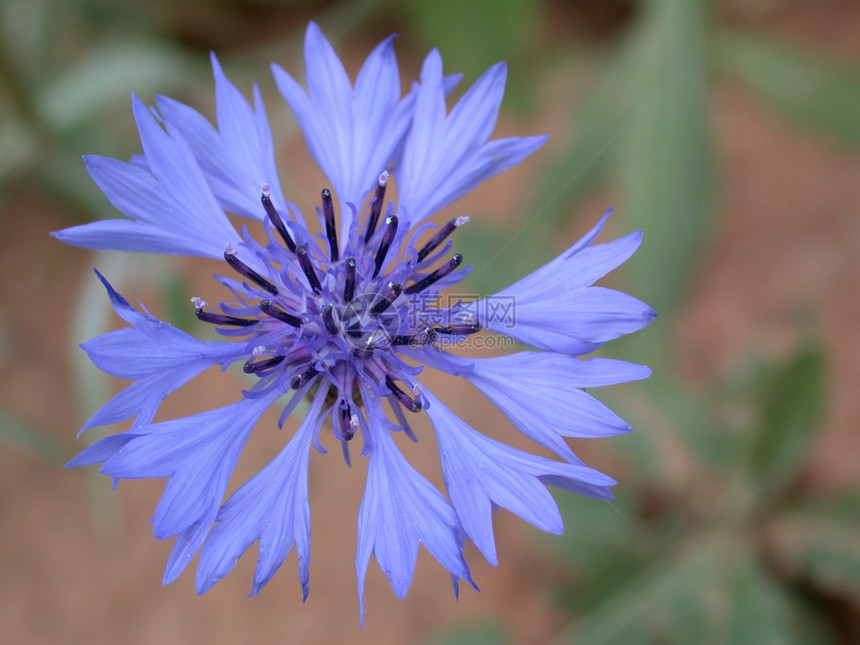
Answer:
[{"xmin": 53, "ymin": 22, "xmax": 655, "ymax": 621}]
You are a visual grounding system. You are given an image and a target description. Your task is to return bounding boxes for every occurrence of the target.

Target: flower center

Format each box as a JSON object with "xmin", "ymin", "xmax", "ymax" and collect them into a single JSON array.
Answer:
[{"xmin": 191, "ymin": 173, "xmax": 480, "ymax": 438}]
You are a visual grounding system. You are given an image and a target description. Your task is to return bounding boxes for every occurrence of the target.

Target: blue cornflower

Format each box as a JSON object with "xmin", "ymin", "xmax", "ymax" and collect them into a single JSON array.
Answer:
[{"xmin": 53, "ymin": 22, "xmax": 655, "ymax": 620}]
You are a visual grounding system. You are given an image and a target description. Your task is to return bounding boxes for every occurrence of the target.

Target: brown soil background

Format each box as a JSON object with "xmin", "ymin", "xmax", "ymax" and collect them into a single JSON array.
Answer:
[{"xmin": 1, "ymin": 1, "xmax": 859, "ymax": 643}]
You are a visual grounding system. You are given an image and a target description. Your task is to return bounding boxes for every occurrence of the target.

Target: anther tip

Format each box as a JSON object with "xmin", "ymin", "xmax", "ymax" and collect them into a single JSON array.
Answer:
[
  {"xmin": 378, "ymin": 170, "xmax": 389, "ymax": 186},
  {"xmin": 261, "ymin": 183, "xmax": 271, "ymax": 197},
  {"xmin": 454, "ymin": 216, "xmax": 470, "ymax": 227},
  {"xmin": 224, "ymin": 243, "xmax": 237, "ymax": 256},
  {"xmin": 322, "ymin": 187, "xmax": 331, "ymax": 198}
]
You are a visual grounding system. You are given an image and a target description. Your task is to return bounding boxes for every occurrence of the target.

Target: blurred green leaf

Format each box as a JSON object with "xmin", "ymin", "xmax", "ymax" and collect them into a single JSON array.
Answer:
[
  {"xmin": 0, "ymin": 120, "xmax": 39, "ymax": 182},
  {"xmin": 162, "ymin": 272, "xmax": 196, "ymax": 333},
  {"xmin": 461, "ymin": 219, "xmax": 553, "ymax": 297},
  {"xmin": 780, "ymin": 489, "xmax": 860, "ymax": 599},
  {"xmin": 38, "ymin": 39, "xmax": 194, "ymax": 133},
  {"xmin": 71, "ymin": 250, "xmax": 127, "ymax": 529},
  {"xmin": 403, "ymin": 0, "xmax": 539, "ymax": 100},
  {"xmin": 551, "ymin": 492, "xmax": 665, "ymax": 614},
  {"xmin": 554, "ymin": 537, "xmax": 720, "ymax": 645},
  {"xmin": 0, "ymin": 0, "xmax": 49, "ymax": 75},
  {"xmin": 721, "ymin": 546, "xmax": 838, "ymax": 645},
  {"xmin": 526, "ymin": 28, "xmax": 640, "ymax": 230},
  {"xmin": 616, "ymin": 0, "xmax": 714, "ymax": 329},
  {"xmin": 745, "ymin": 340, "xmax": 826, "ymax": 503},
  {"xmin": 606, "ymin": 373, "xmax": 721, "ymax": 477},
  {"xmin": 0, "ymin": 409, "xmax": 66, "ymax": 463},
  {"xmin": 429, "ymin": 621, "xmax": 508, "ymax": 645},
  {"xmin": 717, "ymin": 31, "xmax": 860, "ymax": 148},
  {"xmin": 724, "ymin": 552, "xmax": 802, "ymax": 644},
  {"xmin": 805, "ymin": 543, "xmax": 860, "ymax": 599}
]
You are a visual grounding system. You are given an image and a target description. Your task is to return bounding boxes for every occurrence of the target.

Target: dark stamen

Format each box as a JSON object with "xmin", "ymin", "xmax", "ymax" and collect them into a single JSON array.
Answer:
[
  {"xmin": 296, "ymin": 245, "xmax": 322, "ymax": 293},
  {"xmin": 373, "ymin": 214, "xmax": 398, "ymax": 279},
  {"xmin": 261, "ymin": 184, "xmax": 296, "ymax": 252},
  {"xmin": 322, "ymin": 304, "xmax": 338, "ymax": 334},
  {"xmin": 392, "ymin": 327, "xmax": 437, "ymax": 346},
  {"xmin": 404, "ymin": 254, "xmax": 463, "ymax": 295},
  {"xmin": 321, "ymin": 188, "xmax": 339, "ymax": 262},
  {"xmin": 385, "ymin": 375, "xmax": 422, "ymax": 412},
  {"xmin": 194, "ymin": 306, "xmax": 258, "ymax": 327},
  {"xmin": 243, "ymin": 354, "xmax": 285, "ymax": 374},
  {"xmin": 346, "ymin": 320, "xmax": 363, "ymax": 339},
  {"xmin": 364, "ymin": 171, "xmax": 388, "ymax": 243},
  {"xmin": 338, "ymin": 404, "xmax": 356, "ymax": 441},
  {"xmin": 224, "ymin": 246, "xmax": 278, "ymax": 295},
  {"xmin": 364, "ymin": 328, "xmax": 389, "ymax": 350},
  {"xmin": 416, "ymin": 216, "xmax": 469, "ymax": 263},
  {"xmin": 291, "ymin": 364, "xmax": 319, "ymax": 390},
  {"xmin": 371, "ymin": 281, "xmax": 402, "ymax": 315},
  {"xmin": 434, "ymin": 322, "xmax": 481, "ymax": 335},
  {"xmin": 344, "ymin": 257, "xmax": 356, "ymax": 303},
  {"xmin": 259, "ymin": 300, "xmax": 303, "ymax": 327}
]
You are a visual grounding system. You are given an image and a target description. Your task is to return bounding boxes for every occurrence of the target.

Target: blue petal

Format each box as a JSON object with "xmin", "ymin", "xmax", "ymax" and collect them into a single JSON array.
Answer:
[
  {"xmin": 130, "ymin": 95, "xmax": 239, "ymax": 251},
  {"xmin": 164, "ymin": 514, "xmax": 216, "ymax": 584},
  {"xmin": 66, "ymin": 433, "xmax": 138, "ymax": 468},
  {"xmin": 79, "ymin": 271, "xmax": 244, "ymax": 431},
  {"xmin": 101, "ymin": 389, "xmax": 280, "ymax": 547},
  {"xmin": 51, "ymin": 97, "xmax": 241, "ymax": 258},
  {"xmin": 464, "ymin": 351, "xmax": 650, "ymax": 461},
  {"xmin": 272, "ymin": 23, "xmax": 410, "ymax": 230},
  {"xmin": 195, "ymin": 388, "xmax": 326, "ymax": 599},
  {"xmin": 476, "ymin": 218, "xmax": 656, "ymax": 354},
  {"xmin": 396, "ymin": 53, "xmax": 547, "ymax": 225},
  {"xmin": 52, "ymin": 219, "xmax": 215, "ymax": 257},
  {"xmin": 424, "ymin": 390, "xmax": 615, "ymax": 566},
  {"xmin": 396, "ymin": 50, "xmax": 447, "ymax": 209},
  {"xmin": 156, "ymin": 54, "xmax": 286, "ymax": 220},
  {"xmin": 356, "ymin": 396, "xmax": 472, "ymax": 625}
]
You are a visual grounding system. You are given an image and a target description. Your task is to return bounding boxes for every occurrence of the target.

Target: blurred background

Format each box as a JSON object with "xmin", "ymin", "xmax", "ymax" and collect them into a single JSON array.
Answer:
[{"xmin": 1, "ymin": 0, "xmax": 859, "ymax": 642}]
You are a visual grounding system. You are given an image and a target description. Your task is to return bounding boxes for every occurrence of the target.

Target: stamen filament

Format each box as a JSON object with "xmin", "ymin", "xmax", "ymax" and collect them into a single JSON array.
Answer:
[
  {"xmin": 434, "ymin": 322, "xmax": 481, "ymax": 335},
  {"xmin": 297, "ymin": 245, "xmax": 322, "ymax": 293},
  {"xmin": 373, "ymin": 214, "xmax": 398, "ymax": 279},
  {"xmin": 392, "ymin": 328, "xmax": 437, "ymax": 346},
  {"xmin": 243, "ymin": 354, "xmax": 285, "ymax": 374},
  {"xmin": 385, "ymin": 375, "xmax": 422, "ymax": 412},
  {"xmin": 261, "ymin": 184, "xmax": 296, "ymax": 252},
  {"xmin": 224, "ymin": 246, "xmax": 278, "ymax": 295},
  {"xmin": 195, "ymin": 308, "xmax": 258, "ymax": 327},
  {"xmin": 404, "ymin": 254, "xmax": 463, "ymax": 295},
  {"xmin": 344, "ymin": 257, "xmax": 356, "ymax": 303},
  {"xmin": 371, "ymin": 281, "xmax": 402, "ymax": 315},
  {"xmin": 364, "ymin": 171, "xmax": 388, "ymax": 243},
  {"xmin": 321, "ymin": 188, "xmax": 339, "ymax": 262},
  {"xmin": 259, "ymin": 300, "xmax": 303, "ymax": 327},
  {"xmin": 416, "ymin": 216, "xmax": 469, "ymax": 262},
  {"xmin": 322, "ymin": 304, "xmax": 339, "ymax": 334},
  {"xmin": 291, "ymin": 364, "xmax": 320, "ymax": 389}
]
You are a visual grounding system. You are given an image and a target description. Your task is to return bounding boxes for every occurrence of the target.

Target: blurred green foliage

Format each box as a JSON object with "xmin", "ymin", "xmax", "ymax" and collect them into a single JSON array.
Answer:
[{"xmin": 1, "ymin": 0, "xmax": 859, "ymax": 642}]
